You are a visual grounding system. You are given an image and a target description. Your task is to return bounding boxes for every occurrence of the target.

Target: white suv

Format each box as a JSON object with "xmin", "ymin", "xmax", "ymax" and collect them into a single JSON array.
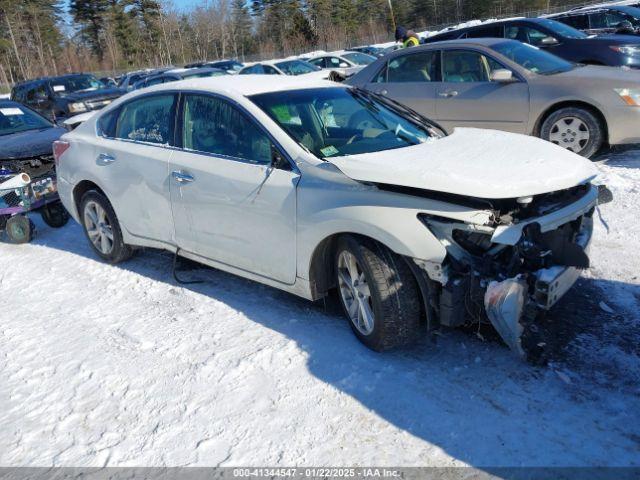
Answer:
[{"xmin": 53, "ymin": 75, "xmax": 601, "ymax": 359}]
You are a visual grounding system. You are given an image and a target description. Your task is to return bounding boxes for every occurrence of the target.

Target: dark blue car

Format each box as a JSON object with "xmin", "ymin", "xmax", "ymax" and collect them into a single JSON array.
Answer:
[{"xmin": 425, "ymin": 17, "xmax": 640, "ymax": 68}]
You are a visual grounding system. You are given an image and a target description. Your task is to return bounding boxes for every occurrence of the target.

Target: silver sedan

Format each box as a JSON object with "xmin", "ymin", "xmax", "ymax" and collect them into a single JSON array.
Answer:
[{"xmin": 347, "ymin": 38, "xmax": 640, "ymax": 158}]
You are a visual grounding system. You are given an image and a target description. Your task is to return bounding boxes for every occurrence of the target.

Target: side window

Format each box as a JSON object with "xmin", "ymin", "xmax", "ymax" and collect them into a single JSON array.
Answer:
[
  {"xmin": 467, "ymin": 25, "xmax": 503, "ymax": 38},
  {"xmin": 329, "ymin": 57, "xmax": 347, "ymax": 68},
  {"xmin": 97, "ymin": 108, "xmax": 120, "ymax": 138},
  {"xmin": 115, "ymin": 94, "xmax": 177, "ymax": 145},
  {"xmin": 505, "ymin": 25, "xmax": 549, "ymax": 46},
  {"xmin": 562, "ymin": 14, "xmax": 589, "ymax": 29},
  {"xmin": 605, "ymin": 11, "xmax": 627, "ymax": 27},
  {"xmin": 26, "ymin": 83, "xmax": 48, "ymax": 102},
  {"xmin": 442, "ymin": 50, "xmax": 491, "ymax": 82},
  {"xmin": 146, "ymin": 77, "xmax": 165, "ymax": 87},
  {"xmin": 309, "ymin": 58, "xmax": 325, "ymax": 68},
  {"xmin": 382, "ymin": 51, "xmax": 439, "ymax": 83},
  {"xmin": 182, "ymin": 94, "xmax": 272, "ymax": 164},
  {"xmin": 263, "ymin": 65, "xmax": 279, "ymax": 75}
]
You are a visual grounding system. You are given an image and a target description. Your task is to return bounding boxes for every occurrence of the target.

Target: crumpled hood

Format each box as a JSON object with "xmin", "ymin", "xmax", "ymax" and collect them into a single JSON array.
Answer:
[
  {"xmin": 326, "ymin": 128, "xmax": 598, "ymax": 199},
  {"xmin": 0, "ymin": 126, "xmax": 65, "ymax": 160}
]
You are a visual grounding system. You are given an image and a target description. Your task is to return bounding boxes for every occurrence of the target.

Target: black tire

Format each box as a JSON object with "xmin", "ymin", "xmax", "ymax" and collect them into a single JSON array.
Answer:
[
  {"xmin": 540, "ymin": 107, "xmax": 604, "ymax": 159},
  {"xmin": 41, "ymin": 202, "xmax": 70, "ymax": 228},
  {"xmin": 335, "ymin": 235, "xmax": 422, "ymax": 351},
  {"xmin": 79, "ymin": 190, "xmax": 133, "ymax": 264},
  {"xmin": 6, "ymin": 215, "xmax": 34, "ymax": 244}
]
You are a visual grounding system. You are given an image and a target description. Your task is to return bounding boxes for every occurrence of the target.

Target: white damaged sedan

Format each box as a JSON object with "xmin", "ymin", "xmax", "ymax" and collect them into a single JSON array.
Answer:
[{"xmin": 53, "ymin": 76, "xmax": 607, "ymax": 359}]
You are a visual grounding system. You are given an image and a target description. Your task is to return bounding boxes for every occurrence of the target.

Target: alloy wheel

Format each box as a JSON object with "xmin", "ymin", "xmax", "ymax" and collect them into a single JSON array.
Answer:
[
  {"xmin": 84, "ymin": 200, "xmax": 114, "ymax": 255},
  {"xmin": 337, "ymin": 251, "xmax": 375, "ymax": 335}
]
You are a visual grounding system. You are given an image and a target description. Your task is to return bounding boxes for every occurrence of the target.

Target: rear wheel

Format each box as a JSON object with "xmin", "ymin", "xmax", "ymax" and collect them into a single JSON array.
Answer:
[
  {"xmin": 80, "ymin": 190, "xmax": 133, "ymax": 264},
  {"xmin": 540, "ymin": 107, "xmax": 604, "ymax": 159},
  {"xmin": 335, "ymin": 235, "xmax": 422, "ymax": 351}
]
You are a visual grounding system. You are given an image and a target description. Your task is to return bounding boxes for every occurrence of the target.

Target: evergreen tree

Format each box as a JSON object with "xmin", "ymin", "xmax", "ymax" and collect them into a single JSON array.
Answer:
[{"xmin": 69, "ymin": 0, "xmax": 110, "ymax": 59}]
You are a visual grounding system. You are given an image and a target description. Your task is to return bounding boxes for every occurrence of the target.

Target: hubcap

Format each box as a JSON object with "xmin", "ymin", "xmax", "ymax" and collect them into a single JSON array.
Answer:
[
  {"xmin": 548, "ymin": 117, "xmax": 590, "ymax": 153},
  {"xmin": 84, "ymin": 201, "xmax": 114, "ymax": 255},
  {"xmin": 337, "ymin": 251, "xmax": 375, "ymax": 335}
]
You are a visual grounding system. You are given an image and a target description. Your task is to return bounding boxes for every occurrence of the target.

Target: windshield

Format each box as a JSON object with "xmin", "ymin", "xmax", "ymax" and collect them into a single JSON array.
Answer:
[
  {"xmin": 48, "ymin": 74, "xmax": 106, "ymax": 94},
  {"xmin": 0, "ymin": 104, "xmax": 52, "ymax": 136},
  {"xmin": 215, "ymin": 61, "xmax": 243, "ymax": 72},
  {"xmin": 537, "ymin": 19, "xmax": 588, "ymax": 39},
  {"xmin": 250, "ymin": 87, "xmax": 438, "ymax": 159},
  {"xmin": 342, "ymin": 52, "xmax": 377, "ymax": 65},
  {"xmin": 493, "ymin": 41, "xmax": 575, "ymax": 74},
  {"xmin": 274, "ymin": 60, "xmax": 319, "ymax": 75},
  {"xmin": 618, "ymin": 7, "xmax": 640, "ymax": 25}
]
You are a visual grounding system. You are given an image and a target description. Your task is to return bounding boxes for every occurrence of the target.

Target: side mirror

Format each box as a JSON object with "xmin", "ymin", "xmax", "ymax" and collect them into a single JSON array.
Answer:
[
  {"xmin": 540, "ymin": 36, "xmax": 559, "ymax": 46},
  {"xmin": 490, "ymin": 69, "xmax": 515, "ymax": 83},
  {"xmin": 271, "ymin": 145, "xmax": 289, "ymax": 170}
]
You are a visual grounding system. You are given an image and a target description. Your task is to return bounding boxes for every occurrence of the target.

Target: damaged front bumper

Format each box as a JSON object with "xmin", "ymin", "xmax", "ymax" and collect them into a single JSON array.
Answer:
[
  {"xmin": 419, "ymin": 184, "xmax": 599, "ymax": 360},
  {"xmin": 484, "ymin": 216, "xmax": 592, "ymax": 358}
]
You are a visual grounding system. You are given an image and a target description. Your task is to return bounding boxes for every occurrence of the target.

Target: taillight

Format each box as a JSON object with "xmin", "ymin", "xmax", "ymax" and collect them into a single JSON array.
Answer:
[{"xmin": 52, "ymin": 140, "xmax": 70, "ymax": 167}]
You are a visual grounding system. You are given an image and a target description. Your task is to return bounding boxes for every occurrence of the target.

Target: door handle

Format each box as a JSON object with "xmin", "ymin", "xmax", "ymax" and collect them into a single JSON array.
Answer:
[
  {"xmin": 97, "ymin": 153, "xmax": 116, "ymax": 165},
  {"xmin": 378, "ymin": 89, "xmax": 388, "ymax": 95},
  {"xmin": 172, "ymin": 170, "xmax": 195, "ymax": 184},
  {"xmin": 439, "ymin": 90, "xmax": 459, "ymax": 98}
]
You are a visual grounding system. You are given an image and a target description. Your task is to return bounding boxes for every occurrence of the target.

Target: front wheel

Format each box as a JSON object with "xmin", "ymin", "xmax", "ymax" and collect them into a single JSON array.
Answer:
[
  {"xmin": 80, "ymin": 190, "xmax": 133, "ymax": 264},
  {"xmin": 335, "ymin": 235, "xmax": 422, "ymax": 351},
  {"xmin": 41, "ymin": 202, "xmax": 70, "ymax": 228},
  {"xmin": 540, "ymin": 107, "xmax": 604, "ymax": 159}
]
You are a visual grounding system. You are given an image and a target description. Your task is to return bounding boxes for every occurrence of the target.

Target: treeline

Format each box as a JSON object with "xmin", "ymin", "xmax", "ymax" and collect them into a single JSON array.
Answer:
[{"xmin": 1, "ymin": 0, "xmax": 588, "ymax": 86}]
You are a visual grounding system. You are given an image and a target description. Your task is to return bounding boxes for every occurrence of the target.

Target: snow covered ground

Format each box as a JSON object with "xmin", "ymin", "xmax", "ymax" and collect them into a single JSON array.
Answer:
[{"xmin": 0, "ymin": 147, "xmax": 639, "ymax": 468}]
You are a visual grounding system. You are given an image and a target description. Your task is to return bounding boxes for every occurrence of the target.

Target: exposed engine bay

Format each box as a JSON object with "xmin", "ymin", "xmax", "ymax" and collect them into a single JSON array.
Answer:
[{"xmin": 415, "ymin": 183, "xmax": 611, "ymax": 362}]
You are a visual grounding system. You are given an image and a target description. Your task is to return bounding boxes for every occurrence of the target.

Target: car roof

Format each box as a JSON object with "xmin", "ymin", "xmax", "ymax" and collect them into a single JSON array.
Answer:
[
  {"xmin": 419, "ymin": 37, "xmax": 510, "ymax": 47},
  {"xmin": 13, "ymin": 73, "xmax": 93, "ymax": 86},
  {"xmin": 139, "ymin": 74, "xmax": 338, "ymax": 97}
]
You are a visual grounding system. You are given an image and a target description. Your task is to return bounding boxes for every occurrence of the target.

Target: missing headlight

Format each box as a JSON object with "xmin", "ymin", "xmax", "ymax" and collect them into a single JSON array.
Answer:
[{"xmin": 452, "ymin": 229, "xmax": 494, "ymax": 256}]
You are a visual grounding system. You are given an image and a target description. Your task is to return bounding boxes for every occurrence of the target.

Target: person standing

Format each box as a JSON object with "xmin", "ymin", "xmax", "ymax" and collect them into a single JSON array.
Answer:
[{"xmin": 395, "ymin": 26, "xmax": 420, "ymax": 48}]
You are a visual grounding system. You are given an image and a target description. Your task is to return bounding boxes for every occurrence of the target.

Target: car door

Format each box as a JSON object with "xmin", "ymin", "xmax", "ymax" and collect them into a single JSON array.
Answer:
[
  {"xmin": 169, "ymin": 93, "xmax": 300, "ymax": 284},
  {"xmin": 91, "ymin": 93, "xmax": 177, "ymax": 245},
  {"xmin": 363, "ymin": 50, "xmax": 440, "ymax": 120},
  {"xmin": 436, "ymin": 48, "xmax": 529, "ymax": 134}
]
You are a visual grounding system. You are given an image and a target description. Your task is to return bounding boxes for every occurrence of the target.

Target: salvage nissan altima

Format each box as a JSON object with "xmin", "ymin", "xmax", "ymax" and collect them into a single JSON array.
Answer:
[{"xmin": 53, "ymin": 76, "xmax": 608, "ymax": 359}]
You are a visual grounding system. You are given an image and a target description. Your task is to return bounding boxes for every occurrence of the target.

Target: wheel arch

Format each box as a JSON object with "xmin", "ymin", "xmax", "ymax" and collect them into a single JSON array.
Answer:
[
  {"xmin": 533, "ymin": 100, "xmax": 609, "ymax": 144},
  {"xmin": 72, "ymin": 180, "xmax": 107, "ymax": 218},
  {"xmin": 307, "ymin": 231, "xmax": 438, "ymax": 329}
]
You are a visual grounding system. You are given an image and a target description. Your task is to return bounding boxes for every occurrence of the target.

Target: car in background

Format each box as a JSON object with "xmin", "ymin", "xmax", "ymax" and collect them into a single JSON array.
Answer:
[
  {"xmin": 118, "ymin": 68, "xmax": 174, "ymax": 91},
  {"xmin": 11, "ymin": 73, "xmax": 125, "ymax": 121},
  {"xmin": 347, "ymin": 38, "xmax": 640, "ymax": 158},
  {"xmin": 546, "ymin": 5, "xmax": 640, "ymax": 35},
  {"xmin": 132, "ymin": 67, "xmax": 227, "ymax": 90},
  {"xmin": 347, "ymin": 45, "xmax": 386, "ymax": 57},
  {"xmin": 55, "ymin": 75, "xmax": 602, "ymax": 360},
  {"xmin": 184, "ymin": 60, "xmax": 244, "ymax": 74},
  {"xmin": 239, "ymin": 59, "xmax": 330, "ymax": 79},
  {"xmin": 99, "ymin": 76, "xmax": 118, "ymax": 87},
  {"xmin": 424, "ymin": 17, "xmax": 640, "ymax": 68},
  {"xmin": 307, "ymin": 51, "xmax": 377, "ymax": 77},
  {"xmin": 0, "ymin": 100, "xmax": 69, "ymax": 239}
]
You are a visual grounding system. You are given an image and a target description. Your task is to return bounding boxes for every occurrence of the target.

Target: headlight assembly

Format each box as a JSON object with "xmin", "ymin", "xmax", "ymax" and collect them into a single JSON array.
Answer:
[
  {"xmin": 614, "ymin": 88, "xmax": 640, "ymax": 106},
  {"xmin": 68, "ymin": 102, "xmax": 88, "ymax": 113},
  {"xmin": 610, "ymin": 45, "xmax": 640, "ymax": 57}
]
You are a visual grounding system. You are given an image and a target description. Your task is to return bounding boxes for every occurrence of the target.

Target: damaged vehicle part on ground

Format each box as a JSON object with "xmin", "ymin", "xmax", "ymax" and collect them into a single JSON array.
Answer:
[{"xmin": 54, "ymin": 76, "xmax": 607, "ymax": 360}]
